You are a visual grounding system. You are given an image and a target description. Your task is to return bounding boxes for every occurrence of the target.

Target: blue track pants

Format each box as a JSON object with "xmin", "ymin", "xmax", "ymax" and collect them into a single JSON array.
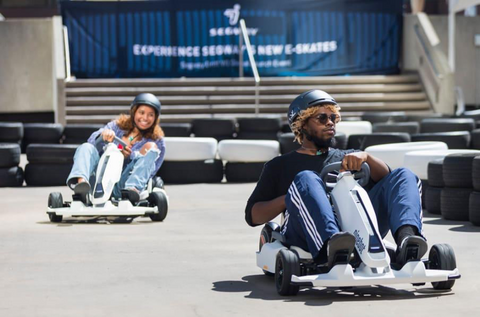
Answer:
[{"xmin": 282, "ymin": 168, "xmax": 423, "ymax": 259}]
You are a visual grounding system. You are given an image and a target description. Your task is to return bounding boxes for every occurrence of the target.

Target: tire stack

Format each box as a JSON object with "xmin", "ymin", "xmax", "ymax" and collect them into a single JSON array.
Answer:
[
  {"xmin": 0, "ymin": 143, "xmax": 24, "ymax": 187},
  {"xmin": 236, "ymin": 118, "xmax": 282, "ymax": 140},
  {"xmin": 158, "ymin": 137, "xmax": 223, "ymax": 184},
  {"xmin": 425, "ymin": 159, "xmax": 444, "ymax": 214},
  {"xmin": 469, "ymin": 156, "xmax": 480, "ymax": 226},
  {"xmin": 63, "ymin": 124, "xmax": 103, "ymax": 144},
  {"xmin": 347, "ymin": 133, "xmax": 410, "ymax": 151},
  {"xmin": 24, "ymin": 144, "xmax": 78, "ymax": 186},
  {"xmin": 413, "ymin": 118, "xmax": 476, "ymax": 149},
  {"xmin": 22, "ymin": 123, "xmax": 64, "ymax": 152},
  {"xmin": 191, "ymin": 119, "xmax": 236, "ymax": 141},
  {"xmin": 441, "ymin": 153, "xmax": 480, "ymax": 221},
  {"xmin": 218, "ymin": 140, "xmax": 280, "ymax": 182},
  {"xmin": 0, "ymin": 122, "xmax": 24, "ymax": 145},
  {"xmin": 372, "ymin": 122, "xmax": 420, "ymax": 135}
]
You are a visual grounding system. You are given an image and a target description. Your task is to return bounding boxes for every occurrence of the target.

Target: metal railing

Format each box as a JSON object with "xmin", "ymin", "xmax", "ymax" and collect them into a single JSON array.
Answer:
[
  {"xmin": 413, "ymin": 13, "xmax": 455, "ymax": 115},
  {"xmin": 238, "ymin": 19, "xmax": 261, "ymax": 115}
]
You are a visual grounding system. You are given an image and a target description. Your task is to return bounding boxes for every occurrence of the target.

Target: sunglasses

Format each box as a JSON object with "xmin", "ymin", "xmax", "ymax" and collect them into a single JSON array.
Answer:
[{"xmin": 311, "ymin": 113, "xmax": 341, "ymax": 125}]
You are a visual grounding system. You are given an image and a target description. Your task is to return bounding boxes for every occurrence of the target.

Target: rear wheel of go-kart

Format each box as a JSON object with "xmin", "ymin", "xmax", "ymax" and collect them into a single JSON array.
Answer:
[
  {"xmin": 259, "ymin": 225, "xmax": 275, "ymax": 276},
  {"xmin": 429, "ymin": 244, "xmax": 457, "ymax": 290},
  {"xmin": 275, "ymin": 249, "xmax": 300, "ymax": 296},
  {"xmin": 148, "ymin": 190, "xmax": 168, "ymax": 222},
  {"xmin": 48, "ymin": 192, "xmax": 63, "ymax": 223}
]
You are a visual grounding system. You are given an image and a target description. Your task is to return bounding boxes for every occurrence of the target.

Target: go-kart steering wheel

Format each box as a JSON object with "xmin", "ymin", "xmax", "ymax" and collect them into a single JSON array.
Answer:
[
  {"xmin": 95, "ymin": 135, "xmax": 128, "ymax": 148},
  {"xmin": 319, "ymin": 161, "xmax": 371, "ymax": 187}
]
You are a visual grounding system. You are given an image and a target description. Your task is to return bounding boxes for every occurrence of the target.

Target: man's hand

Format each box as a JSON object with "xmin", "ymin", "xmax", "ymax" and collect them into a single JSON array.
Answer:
[
  {"xmin": 341, "ymin": 152, "xmax": 368, "ymax": 172},
  {"xmin": 101, "ymin": 129, "xmax": 115, "ymax": 143}
]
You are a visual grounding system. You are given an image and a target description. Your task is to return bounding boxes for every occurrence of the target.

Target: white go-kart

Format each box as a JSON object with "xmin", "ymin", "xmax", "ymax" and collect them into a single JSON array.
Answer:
[
  {"xmin": 256, "ymin": 162, "xmax": 460, "ymax": 295},
  {"xmin": 47, "ymin": 136, "xmax": 168, "ymax": 223}
]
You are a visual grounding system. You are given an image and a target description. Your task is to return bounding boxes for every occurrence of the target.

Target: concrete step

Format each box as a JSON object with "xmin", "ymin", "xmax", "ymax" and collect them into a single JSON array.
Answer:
[
  {"xmin": 65, "ymin": 83, "xmax": 423, "ymax": 96},
  {"xmin": 66, "ymin": 92, "xmax": 428, "ymax": 106},
  {"xmin": 66, "ymin": 74, "xmax": 420, "ymax": 88}
]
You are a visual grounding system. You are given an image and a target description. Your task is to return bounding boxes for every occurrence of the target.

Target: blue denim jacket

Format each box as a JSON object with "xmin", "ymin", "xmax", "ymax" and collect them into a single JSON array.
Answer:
[{"xmin": 87, "ymin": 120, "xmax": 166, "ymax": 178}]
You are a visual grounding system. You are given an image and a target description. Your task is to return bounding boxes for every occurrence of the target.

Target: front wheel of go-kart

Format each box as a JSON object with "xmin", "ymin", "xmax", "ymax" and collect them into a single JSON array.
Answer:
[
  {"xmin": 148, "ymin": 190, "xmax": 168, "ymax": 222},
  {"xmin": 275, "ymin": 249, "xmax": 300, "ymax": 296},
  {"xmin": 429, "ymin": 243, "xmax": 457, "ymax": 290},
  {"xmin": 48, "ymin": 192, "xmax": 63, "ymax": 223}
]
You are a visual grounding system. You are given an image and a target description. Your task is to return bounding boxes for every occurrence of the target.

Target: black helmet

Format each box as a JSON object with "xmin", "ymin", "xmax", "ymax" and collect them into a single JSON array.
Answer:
[
  {"xmin": 287, "ymin": 90, "xmax": 337, "ymax": 127},
  {"xmin": 131, "ymin": 93, "xmax": 161, "ymax": 115}
]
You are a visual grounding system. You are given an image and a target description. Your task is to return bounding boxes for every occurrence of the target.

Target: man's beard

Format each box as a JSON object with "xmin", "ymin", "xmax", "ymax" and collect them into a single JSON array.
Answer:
[{"xmin": 305, "ymin": 132, "xmax": 336, "ymax": 149}]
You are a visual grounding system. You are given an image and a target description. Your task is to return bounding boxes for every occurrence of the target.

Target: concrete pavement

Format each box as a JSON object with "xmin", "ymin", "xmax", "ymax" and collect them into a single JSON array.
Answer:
[{"xmin": 0, "ymin": 182, "xmax": 479, "ymax": 317}]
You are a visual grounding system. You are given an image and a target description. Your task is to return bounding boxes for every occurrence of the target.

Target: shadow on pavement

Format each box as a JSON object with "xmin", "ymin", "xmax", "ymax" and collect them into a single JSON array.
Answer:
[
  {"xmin": 37, "ymin": 216, "xmax": 157, "ymax": 225},
  {"xmin": 423, "ymin": 218, "xmax": 480, "ymax": 232},
  {"xmin": 212, "ymin": 275, "xmax": 454, "ymax": 305}
]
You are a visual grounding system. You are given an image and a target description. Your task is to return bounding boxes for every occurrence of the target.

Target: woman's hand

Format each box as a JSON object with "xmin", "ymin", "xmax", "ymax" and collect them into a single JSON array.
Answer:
[
  {"xmin": 101, "ymin": 129, "xmax": 115, "ymax": 142},
  {"xmin": 121, "ymin": 145, "xmax": 132, "ymax": 159}
]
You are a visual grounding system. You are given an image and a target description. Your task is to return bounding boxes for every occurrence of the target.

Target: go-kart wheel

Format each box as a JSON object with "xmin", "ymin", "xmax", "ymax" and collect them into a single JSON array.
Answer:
[
  {"xmin": 148, "ymin": 190, "xmax": 168, "ymax": 222},
  {"xmin": 429, "ymin": 243, "xmax": 457, "ymax": 290},
  {"xmin": 259, "ymin": 225, "xmax": 275, "ymax": 276},
  {"xmin": 48, "ymin": 192, "xmax": 63, "ymax": 223},
  {"xmin": 275, "ymin": 249, "xmax": 300, "ymax": 296}
]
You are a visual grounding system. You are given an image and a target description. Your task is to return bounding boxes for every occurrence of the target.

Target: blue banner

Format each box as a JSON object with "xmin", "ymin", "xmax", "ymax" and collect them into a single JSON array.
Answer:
[{"xmin": 60, "ymin": 0, "xmax": 403, "ymax": 78}]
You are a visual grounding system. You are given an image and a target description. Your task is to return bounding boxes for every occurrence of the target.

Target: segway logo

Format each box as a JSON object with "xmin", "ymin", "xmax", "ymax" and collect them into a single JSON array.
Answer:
[
  {"xmin": 209, "ymin": 4, "xmax": 259, "ymax": 37},
  {"xmin": 224, "ymin": 4, "xmax": 241, "ymax": 25},
  {"xmin": 353, "ymin": 229, "xmax": 366, "ymax": 254}
]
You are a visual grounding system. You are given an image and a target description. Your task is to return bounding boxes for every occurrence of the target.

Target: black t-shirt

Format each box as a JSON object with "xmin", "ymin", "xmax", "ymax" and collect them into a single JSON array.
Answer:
[{"xmin": 245, "ymin": 148, "xmax": 358, "ymax": 227}]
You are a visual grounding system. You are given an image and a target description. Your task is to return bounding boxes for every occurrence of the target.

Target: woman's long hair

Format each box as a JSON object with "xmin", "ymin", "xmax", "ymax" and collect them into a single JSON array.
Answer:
[{"xmin": 116, "ymin": 105, "xmax": 164, "ymax": 140}]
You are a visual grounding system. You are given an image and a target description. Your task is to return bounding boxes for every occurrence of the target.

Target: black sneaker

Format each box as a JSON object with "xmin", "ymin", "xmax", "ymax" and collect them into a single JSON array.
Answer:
[
  {"xmin": 326, "ymin": 232, "xmax": 356, "ymax": 269},
  {"xmin": 121, "ymin": 189, "xmax": 140, "ymax": 204},
  {"xmin": 395, "ymin": 236, "xmax": 428, "ymax": 268},
  {"xmin": 73, "ymin": 182, "xmax": 91, "ymax": 204}
]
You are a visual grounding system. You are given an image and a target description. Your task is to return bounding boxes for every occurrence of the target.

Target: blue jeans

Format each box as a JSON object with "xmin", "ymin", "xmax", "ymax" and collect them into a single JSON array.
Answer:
[
  {"xmin": 67, "ymin": 143, "xmax": 160, "ymax": 198},
  {"xmin": 282, "ymin": 168, "xmax": 423, "ymax": 259}
]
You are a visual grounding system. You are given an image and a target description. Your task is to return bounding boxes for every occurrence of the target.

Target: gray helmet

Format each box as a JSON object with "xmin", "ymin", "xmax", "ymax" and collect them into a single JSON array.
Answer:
[
  {"xmin": 287, "ymin": 90, "xmax": 337, "ymax": 127},
  {"xmin": 131, "ymin": 93, "xmax": 161, "ymax": 115}
]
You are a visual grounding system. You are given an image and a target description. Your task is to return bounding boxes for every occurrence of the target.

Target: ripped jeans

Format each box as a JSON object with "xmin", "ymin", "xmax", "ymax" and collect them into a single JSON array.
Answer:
[{"xmin": 66, "ymin": 142, "xmax": 159, "ymax": 198}]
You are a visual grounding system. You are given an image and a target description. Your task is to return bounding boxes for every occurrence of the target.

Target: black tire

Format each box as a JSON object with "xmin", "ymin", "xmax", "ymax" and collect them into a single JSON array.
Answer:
[
  {"xmin": 237, "ymin": 117, "xmax": 281, "ymax": 132},
  {"xmin": 461, "ymin": 109, "xmax": 480, "ymax": 121},
  {"xmin": 0, "ymin": 143, "xmax": 21, "ymax": 168},
  {"xmin": 427, "ymin": 159, "xmax": 444, "ymax": 187},
  {"xmin": 191, "ymin": 119, "xmax": 236, "ymax": 140},
  {"xmin": 347, "ymin": 133, "xmax": 410, "ymax": 151},
  {"xmin": 473, "ymin": 156, "xmax": 480, "ymax": 191},
  {"xmin": 148, "ymin": 191, "xmax": 168, "ymax": 222},
  {"xmin": 0, "ymin": 166, "xmax": 24, "ymax": 187},
  {"xmin": 259, "ymin": 225, "xmax": 275, "ymax": 276},
  {"xmin": 23, "ymin": 123, "xmax": 64, "ymax": 153},
  {"xmin": 429, "ymin": 244, "xmax": 456, "ymax": 290},
  {"xmin": 48, "ymin": 192, "xmax": 63, "ymax": 223},
  {"xmin": 372, "ymin": 122, "xmax": 420, "ymax": 135},
  {"xmin": 25, "ymin": 163, "xmax": 72, "ymax": 186},
  {"xmin": 442, "ymin": 153, "xmax": 479, "ymax": 188},
  {"xmin": 333, "ymin": 131, "xmax": 347, "ymax": 150},
  {"xmin": 278, "ymin": 133, "xmax": 299, "ymax": 154},
  {"xmin": 471, "ymin": 129, "xmax": 480, "ymax": 150},
  {"xmin": 406, "ymin": 113, "xmax": 446, "ymax": 123},
  {"xmin": 275, "ymin": 249, "xmax": 300, "ymax": 296},
  {"xmin": 441, "ymin": 187, "xmax": 472, "ymax": 221},
  {"xmin": 469, "ymin": 191, "xmax": 480, "ymax": 226},
  {"xmin": 236, "ymin": 131, "xmax": 279, "ymax": 140},
  {"xmin": 161, "ymin": 123, "xmax": 192, "ymax": 137},
  {"xmin": 26, "ymin": 144, "xmax": 78, "ymax": 164},
  {"xmin": 420, "ymin": 118, "xmax": 475, "ymax": 133},
  {"xmin": 425, "ymin": 186, "xmax": 442, "ymax": 215},
  {"xmin": 411, "ymin": 131, "xmax": 471, "ymax": 149},
  {"xmin": 225, "ymin": 162, "xmax": 265, "ymax": 183},
  {"xmin": 361, "ymin": 112, "xmax": 406, "ymax": 124},
  {"xmin": 0, "ymin": 122, "xmax": 23, "ymax": 143},
  {"xmin": 281, "ymin": 122, "xmax": 291, "ymax": 133},
  {"xmin": 63, "ymin": 124, "xmax": 103, "ymax": 144},
  {"xmin": 158, "ymin": 159, "xmax": 224, "ymax": 184}
]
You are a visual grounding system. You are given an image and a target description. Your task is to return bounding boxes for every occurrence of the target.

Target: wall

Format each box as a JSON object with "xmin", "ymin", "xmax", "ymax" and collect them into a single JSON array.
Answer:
[
  {"xmin": 0, "ymin": 17, "xmax": 65, "ymax": 122},
  {"xmin": 403, "ymin": 14, "xmax": 480, "ymax": 106}
]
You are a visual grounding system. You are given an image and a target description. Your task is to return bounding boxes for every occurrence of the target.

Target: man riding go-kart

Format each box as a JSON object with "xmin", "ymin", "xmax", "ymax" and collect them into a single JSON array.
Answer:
[{"xmin": 246, "ymin": 90, "xmax": 460, "ymax": 295}]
